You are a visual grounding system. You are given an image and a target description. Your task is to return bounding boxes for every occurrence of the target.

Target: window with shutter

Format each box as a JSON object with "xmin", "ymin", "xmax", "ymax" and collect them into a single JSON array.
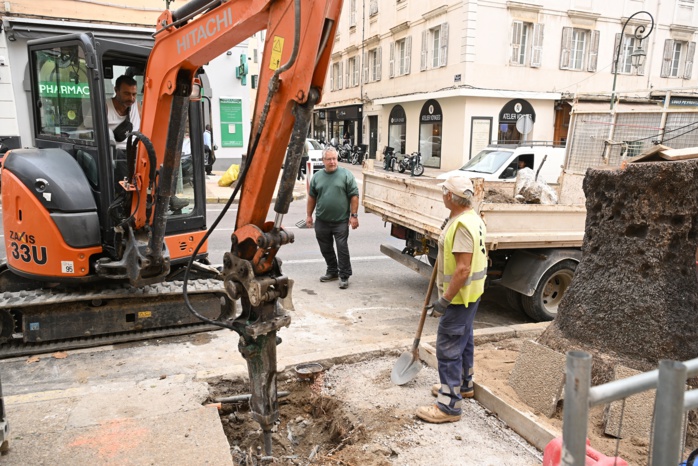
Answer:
[
  {"xmin": 405, "ymin": 36, "xmax": 412, "ymax": 74},
  {"xmin": 560, "ymin": 27, "xmax": 572, "ymax": 70},
  {"xmin": 350, "ymin": 0, "xmax": 356, "ymax": 27},
  {"xmin": 659, "ymin": 39, "xmax": 674, "ymax": 78},
  {"xmin": 440, "ymin": 23, "xmax": 449, "ymax": 67},
  {"xmin": 612, "ymin": 33, "xmax": 621, "ymax": 74},
  {"xmin": 363, "ymin": 51, "xmax": 369, "ymax": 83},
  {"xmin": 421, "ymin": 30, "xmax": 428, "ymax": 71},
  {"xmin": 685, "ymin": 42, "xmax": 696, "ymax": 79},
  {"xmin": 431, "ymin": 27, "xmax": 440, "ymax": 68},
  {"xmin": 569, "ymin": 29, "xmax": 587, "ymax": 70},
  {"xmin": 531, "ymin": 23, "xmax": 543, "ymax": 68},
  {"xmin": 369, "ymin": 0, "xmax": 378, "ymax": 17},
  {"xmin": 511, "ymin": 21, "xmax": 523, "ymax": 65},
  {"xmin": 337, "ymin": 61, "xmax": 344, "ymax": 90},
  {"xmin": 389, "ymin": 42, "xmax": 395, "ymax": 78},
  {"xmin": 376, "ymin": 46, "xmax": 382, "ymax": 81},
  {"xmin": 353, "ymin": 57, "xmax": 359, "ymax": 86},
  {"xmin": 587, "ymin": 30, "xmax": 600, "ymax": 72},
  {"xmin": 668, "ymin": 40, "xmax": 680, "ymax": 77}
]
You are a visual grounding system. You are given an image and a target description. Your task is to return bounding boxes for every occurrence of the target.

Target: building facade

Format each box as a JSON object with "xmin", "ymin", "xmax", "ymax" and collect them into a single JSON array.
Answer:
[{"xmin": 316, "ymin": 0, "xmax": 698, "ymax": 170}]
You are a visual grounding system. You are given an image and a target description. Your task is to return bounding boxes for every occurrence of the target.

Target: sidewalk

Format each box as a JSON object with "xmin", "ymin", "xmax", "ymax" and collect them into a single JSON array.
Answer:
[
  {"xmin": 1, "ymin": 323, "xmax": 550, "ymax": 465},
  {"xmin": 205, "ymin": 170, "xmax": 309, "ymax": 204}
]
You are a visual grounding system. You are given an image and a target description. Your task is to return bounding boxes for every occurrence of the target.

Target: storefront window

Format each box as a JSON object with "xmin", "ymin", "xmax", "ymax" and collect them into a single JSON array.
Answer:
[
  {"xmin": 388, "ymin": 105, "xmax": 406, "ymax": 155},
  {"xmin": 418, "ymin": 99, "xmax": 442, "ymax": 168}
]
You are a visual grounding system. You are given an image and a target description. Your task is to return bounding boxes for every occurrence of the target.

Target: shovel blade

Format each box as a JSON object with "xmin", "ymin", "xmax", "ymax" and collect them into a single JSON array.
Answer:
[{"xmin": 391, "ymin": 350, "xmax": 422, "ymax": 385}]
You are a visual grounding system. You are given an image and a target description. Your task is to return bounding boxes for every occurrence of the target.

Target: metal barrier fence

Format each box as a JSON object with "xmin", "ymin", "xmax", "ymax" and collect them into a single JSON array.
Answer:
[
  {"xmin": 562, "ymin": 351, "xmax": 698, "ymax": 466},
  {"xmin": 565, "ymin": 108, "xmax": 698, "ymax": 173}
]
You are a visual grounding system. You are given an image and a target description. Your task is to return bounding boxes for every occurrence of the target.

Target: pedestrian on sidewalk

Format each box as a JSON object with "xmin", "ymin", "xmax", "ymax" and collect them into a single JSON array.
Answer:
[
  {"xmin": 416, "ymin": 176, "xmax": 487, "ymax": 424},
  {"xmin": 305, "ymin": 146, "xmax": 359, "ymax": 290},
  {"xmin": 298, "ymin": 140, "xmax": 309, "ymax": 181}
]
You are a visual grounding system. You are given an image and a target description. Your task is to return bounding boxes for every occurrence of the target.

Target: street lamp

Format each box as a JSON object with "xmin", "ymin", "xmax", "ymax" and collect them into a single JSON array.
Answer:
[{"xmin": 610, "ymin": 11, "xmax": 654, "ymax": 110}]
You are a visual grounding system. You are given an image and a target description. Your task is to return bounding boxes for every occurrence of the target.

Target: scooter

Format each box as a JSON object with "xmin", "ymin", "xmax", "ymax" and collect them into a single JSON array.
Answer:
[
  {"xmin": 350, "ymin": 145, "xmax": 365, "ymax": 165},
  {"xmin": 383, "ymin": 146, "xmax": 397, "ymax": 171}
]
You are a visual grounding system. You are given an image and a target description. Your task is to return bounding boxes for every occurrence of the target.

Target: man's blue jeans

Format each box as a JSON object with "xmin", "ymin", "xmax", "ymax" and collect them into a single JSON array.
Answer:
[{"xmin": 314, "ymin": 218, "xmax": 352, "ymax": 278}]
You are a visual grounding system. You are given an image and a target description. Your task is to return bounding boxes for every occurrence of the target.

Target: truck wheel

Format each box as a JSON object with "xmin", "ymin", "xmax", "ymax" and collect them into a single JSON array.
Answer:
[
  {"xmin": 505, "ymin": 288, "xmax": 523, "ymax": 312},
  {"xmin": 521, "ymin": 260, "xmax": 576, "ymax": 322}
]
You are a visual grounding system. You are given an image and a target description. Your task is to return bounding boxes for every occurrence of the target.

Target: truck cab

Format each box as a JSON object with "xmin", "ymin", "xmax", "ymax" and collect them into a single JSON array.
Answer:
[{"xmin": 438, "ymin": 144, "xmax": 566, "ymax": 184}]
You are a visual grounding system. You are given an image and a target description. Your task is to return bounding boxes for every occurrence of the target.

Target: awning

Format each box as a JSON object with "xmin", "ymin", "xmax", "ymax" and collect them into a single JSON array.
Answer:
[
  {"xmin": 2, "ymin": 16, "xmax": 155, "ymax": 47},
  {"xmin": 374, "ymin": 88, "xmax": 561, "ymax": 106}
]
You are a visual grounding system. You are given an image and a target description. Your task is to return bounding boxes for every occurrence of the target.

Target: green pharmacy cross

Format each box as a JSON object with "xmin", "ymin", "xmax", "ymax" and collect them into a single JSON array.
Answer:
[{"xmin": 236, "ymin": 53, "xmax": 248, "ymax": 86}]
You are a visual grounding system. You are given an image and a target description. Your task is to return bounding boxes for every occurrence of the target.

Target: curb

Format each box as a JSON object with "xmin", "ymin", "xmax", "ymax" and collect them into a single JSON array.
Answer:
[{"xmin": 205, "ymin": 191, "xmax": 307, "ymax": 205}]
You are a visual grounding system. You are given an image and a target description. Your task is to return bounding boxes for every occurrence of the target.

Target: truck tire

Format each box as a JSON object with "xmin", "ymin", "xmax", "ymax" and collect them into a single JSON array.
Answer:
[
  {"xmin": 505, "ymin": 288, "xmax": 523, "ymax": 313},
  {"xmin": 521, "ymin": 260, "xmax": 576, "ymax": 322}
]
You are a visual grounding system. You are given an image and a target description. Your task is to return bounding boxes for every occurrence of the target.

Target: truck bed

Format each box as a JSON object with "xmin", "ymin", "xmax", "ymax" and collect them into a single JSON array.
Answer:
[{"xmin": 362, "ymin": 168, "xmax": 586, "ymax": 250}]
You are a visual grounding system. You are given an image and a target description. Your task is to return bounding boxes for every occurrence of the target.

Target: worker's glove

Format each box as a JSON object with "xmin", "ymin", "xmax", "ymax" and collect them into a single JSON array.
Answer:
[{"xmin": 429, "ymin": 297, "xmax": 450, "ymax": 318}]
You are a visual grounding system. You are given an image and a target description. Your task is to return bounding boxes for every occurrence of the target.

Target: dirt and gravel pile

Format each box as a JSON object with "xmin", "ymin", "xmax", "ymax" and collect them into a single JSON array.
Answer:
[{"xmin": 209, "ymin": 356, "xmax": 542, "ymax": 465}]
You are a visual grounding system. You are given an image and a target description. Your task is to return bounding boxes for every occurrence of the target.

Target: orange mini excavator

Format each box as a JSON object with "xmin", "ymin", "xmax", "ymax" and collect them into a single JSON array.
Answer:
[{"xmin": 1, "ymin": 0, "xmax": 342, "ymax": 452}]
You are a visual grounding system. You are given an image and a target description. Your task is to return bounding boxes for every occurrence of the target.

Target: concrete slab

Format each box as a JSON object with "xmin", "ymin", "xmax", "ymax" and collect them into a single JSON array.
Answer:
[
  {"xmin": 66, "ymin": 375, "xmax": 209, "ymax": 428},
  {"xmin": 1, "ymin": 407, "xmax": 232, "ymax": 466},
  {"xmin": 604, "ymin": 365, "xmax": 655, "ymax": 439},
  {"xmin": 509, "ymin": 339, "xmax": 565, "ymax": 418}
]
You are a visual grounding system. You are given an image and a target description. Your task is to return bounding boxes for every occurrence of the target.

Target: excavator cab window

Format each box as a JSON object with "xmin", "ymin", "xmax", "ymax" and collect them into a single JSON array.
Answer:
[{"xmin": 32, "ymin": 45, "xmax": 94, "ymax": 143}]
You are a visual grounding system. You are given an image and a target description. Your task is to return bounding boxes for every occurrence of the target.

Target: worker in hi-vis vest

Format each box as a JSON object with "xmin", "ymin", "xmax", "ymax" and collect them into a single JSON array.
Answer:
[{"xmin": 417, "ymin": 176, "xmax": 487, "ymax": 424}]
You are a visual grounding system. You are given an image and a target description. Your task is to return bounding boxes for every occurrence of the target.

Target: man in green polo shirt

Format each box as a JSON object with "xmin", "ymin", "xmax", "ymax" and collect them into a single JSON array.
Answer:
[{"xmin": 305, "ymin": 146, "xmax": 360, "ymax": 289}]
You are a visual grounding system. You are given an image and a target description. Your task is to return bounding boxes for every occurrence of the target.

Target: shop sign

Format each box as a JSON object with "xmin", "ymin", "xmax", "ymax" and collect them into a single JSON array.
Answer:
[
  {"xmin": 499, "ymin": 99, "xmax": 536, "ymax": 123},
  {"xmin": 420, "ymin": 99, "xmax": 442, "ymax": 123}
]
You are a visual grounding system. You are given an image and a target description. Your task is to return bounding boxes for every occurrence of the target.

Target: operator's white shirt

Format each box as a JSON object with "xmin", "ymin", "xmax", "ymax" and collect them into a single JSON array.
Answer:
[{"xmin": 106, "ymin": 97, "xmax": 141, "ymax": 150}]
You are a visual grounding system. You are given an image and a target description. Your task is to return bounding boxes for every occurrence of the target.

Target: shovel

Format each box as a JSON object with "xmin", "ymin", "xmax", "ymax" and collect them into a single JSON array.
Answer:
[{"xmin": 391, "ymin": 261, "xmax": 439, "ymax": 385}]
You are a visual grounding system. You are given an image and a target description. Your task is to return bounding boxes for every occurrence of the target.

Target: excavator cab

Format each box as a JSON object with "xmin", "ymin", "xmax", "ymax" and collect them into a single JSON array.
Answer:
[{"xmin": 2, "ymin": 33, "xmax": 209, "ymax": 284}]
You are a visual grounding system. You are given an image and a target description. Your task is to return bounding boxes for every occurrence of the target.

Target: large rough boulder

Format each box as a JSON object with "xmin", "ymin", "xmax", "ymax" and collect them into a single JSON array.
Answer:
[{"xmin": 539, "ymin": 160, "xmax": 698, "ymax": 366}]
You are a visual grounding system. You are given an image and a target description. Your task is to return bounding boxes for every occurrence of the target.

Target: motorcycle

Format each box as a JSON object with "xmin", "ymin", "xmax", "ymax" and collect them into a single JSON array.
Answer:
[
  {"xmin": 350, "ymin": 145, "xmax": 365, "ymax": 165},
  {"xmin": 397, "ymin": 151, "xmax": 425, "ymax": 177},
  {"xmin": 383, "ymin": 146, "xmax": 397, "ymax": 171},
  {"xmin": 338, "ymin": 143, "xmax": 352, "ymax": 163}
]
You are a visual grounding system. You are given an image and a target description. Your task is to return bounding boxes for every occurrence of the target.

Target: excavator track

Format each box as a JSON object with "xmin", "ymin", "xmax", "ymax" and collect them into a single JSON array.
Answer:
[
  {"xmin": 0, "ymin": 278, "xmax": 231, "ymax": 359},
  {"xmin": 0, "ymin": 322, "xmax": 222, "ymax": 359}
]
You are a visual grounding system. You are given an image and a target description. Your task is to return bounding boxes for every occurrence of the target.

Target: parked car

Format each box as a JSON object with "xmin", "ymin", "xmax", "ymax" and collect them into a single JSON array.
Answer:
[
  {"xmin": 420, "ymin": 136, "xmax": 441, "ymax": 158},
  {"xmin": 437, "ymin": 144, "xmax": 566, "ymax": 184},
  {"xmin": 285, "ymin": 138, "xmax": 324, "ymax": 174}
]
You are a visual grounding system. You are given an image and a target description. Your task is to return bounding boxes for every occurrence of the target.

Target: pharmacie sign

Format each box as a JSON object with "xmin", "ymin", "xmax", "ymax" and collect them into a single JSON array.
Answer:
[{"xmin": 39, "ymin": 81, "xmax": 90, "ymax": 98}]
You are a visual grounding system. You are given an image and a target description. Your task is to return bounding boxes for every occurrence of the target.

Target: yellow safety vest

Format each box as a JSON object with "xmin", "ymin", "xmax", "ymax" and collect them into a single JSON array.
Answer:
[{"xmin": 442, "ymin": 210, "xmax": 487, "ymax": 306}]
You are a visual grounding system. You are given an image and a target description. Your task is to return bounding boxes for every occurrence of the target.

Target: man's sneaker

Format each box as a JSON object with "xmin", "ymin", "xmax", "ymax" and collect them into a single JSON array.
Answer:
[
  {"xmin": 339, "ymin": 277, "xmax": 349, "ymax": 289},
  {"xmin": 416, "ymin": 404, "xmax": 461, "ymax": 424},
  {"xmin": 431, "ymin": 384, "xmax": 474, "ymax": 399},
  {"xmin": 320, "ymin": 273, "xmax": 339, "ymax": 282}
]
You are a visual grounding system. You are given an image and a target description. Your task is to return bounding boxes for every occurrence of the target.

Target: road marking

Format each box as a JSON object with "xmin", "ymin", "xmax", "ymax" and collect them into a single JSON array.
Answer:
[
  {"xmin": 210, "ymin": 255, "xmax": 388, "ymax": 268},
  {"xmin": 279, "ymin": 255, "xmax": 389, "ymax": 265}
]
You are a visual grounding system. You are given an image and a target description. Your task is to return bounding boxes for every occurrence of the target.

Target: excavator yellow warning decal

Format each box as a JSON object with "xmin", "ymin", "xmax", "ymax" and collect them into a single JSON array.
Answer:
[{"xmin": 269, "ymin": 36, "xmax": 284, "ymax": 70}]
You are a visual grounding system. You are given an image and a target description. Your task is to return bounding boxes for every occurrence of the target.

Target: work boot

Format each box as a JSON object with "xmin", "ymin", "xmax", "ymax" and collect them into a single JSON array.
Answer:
[
  {"xmin": 339, "ymin": 277, "xmax": 349, "ymax": 289},
  {"xmin": 416, "ymin": 404, "xmax": 461, "ymax": 424},
  {"xmin": 431, "ymin": 384, "xmax": 474, "ymax": 399},
  {"xmin": 320, "ymin": 273, "xmax": 339, "ymax": 282},
  {"xmin": 169, "ymin": 196, "xmax": 189, "ymax": 212}
]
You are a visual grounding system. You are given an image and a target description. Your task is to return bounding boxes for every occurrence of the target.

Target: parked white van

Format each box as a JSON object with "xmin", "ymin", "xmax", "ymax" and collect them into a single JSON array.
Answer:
[{"xmin": 437, "ymin": 144, "xmax": 566, "ymax": 184}]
